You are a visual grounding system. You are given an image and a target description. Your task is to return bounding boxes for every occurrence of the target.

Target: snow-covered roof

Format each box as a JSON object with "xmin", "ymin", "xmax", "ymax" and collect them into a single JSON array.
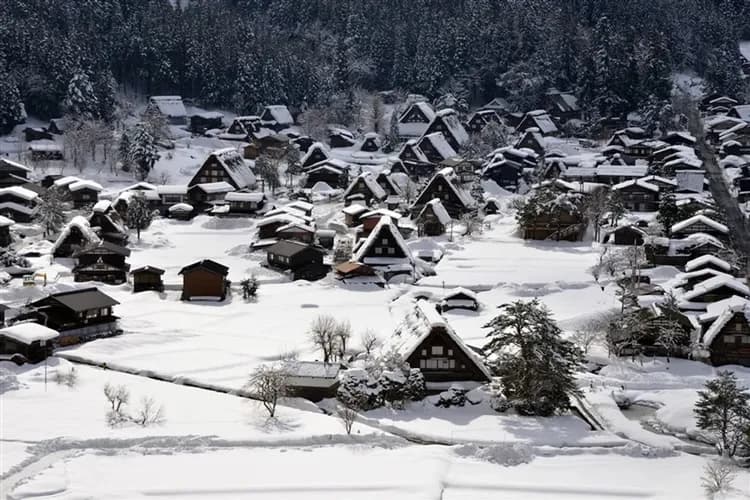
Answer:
[
  {"xmin": 434, "ymin": 109, "xmax": 469, "ymax": 146},
  {"xmin": 256, "ymin": 213, "xmax": 309, "ymax": 228},
  {"xmin": 262, "ymin": 105, "xmax": 294, "ymax": 125},
  {"xmin": 343, "ymin": 172, "xmax": 387, "ymax": 200},
  {"xmin": 53, "ymin": 176, "xmax": 81, "ymax": 188},
  {"xmin": 287, "ymin": 200, "xmax": 313, "ymax": 212},
  {"xmin": 639, "ymin": 175, "xmax": 677, "ymax": 187},
  {"xmin": 699, "ymin": 296, "xmax": 750, "ymax": 346},
  {"xmin": 277, "ymin": 222, "xmax": 315, "ymax": 233},
  {"xmin": 681, "ymin": 275, "xmax": 750, "ymax": 303},
  {"xmin": 0, "ymin": 158, "xmax": 31, "ymax": 172},
  {"xmin": 731, "ymin": 104, "xmax": 750, "ymax": 122},
  {"xmin": 611, "ymin": 178, "xmax": 660, "ymax": 192},
  {"xmin": 521, "ymin": 110, "xmax": 558, "ymax": 135},
  {"xmin": 419, "ymin": 132, "xmax": 458, "ymax": 161},
  {"xmin": 685, "ymin": 255, "xmax": 732, "ymax": 273},
  {"xmin": 283, "ymin": 361, "xmax": 340, "ymax": 380},
  {"xmin": 69, "ymin": 180, "xmax": 103, "ymax": 193},
  {"xmin": 0, "ymin": 323, "xmax": 59, "ymax": 345},
  {"xmin": 157, "ymin": 185, "xmax": 188, "ymax": 195},
  {"xmin": 0, "ymin": 202, "xmax": 35, "ymax": 215},
  {"xmin": 191, "ymin": 181, "xmax": 234, "ymax": 194},
  {"xmin": 361, "ymin": 208, "xmax": 402, "ymax": 220},
  {"xmin": 300, "ymin": 142, "xmax": 329, "ymax": 165},
  {"xmin": 121, "ymin": 182, "xmax": 157, "ymax": 193},
  {"xmin": 225, "ymin": 192, "xmax": 265, "ymax": 202},
  {"xmin": 209, "ymin": 148, "xmax": 256, "ymax": 189},
  {"xmin": 52, "ymin": 216, "xmax": 100, "ymax": 253},
  {"xmin": 443, "ymin": 287, "xmax": 478, "ymax": 302},
  {"xmin": 148, "ymin": 96, "xmax": 187, "ymax": 118},
  {"xmin": 0, "ymin": 186, "xmax": 39, "ymax": 201},
  {"xmin": 671, "ymin": 215, "xmax": 728, "ymax": 235},
  {"xmin": 665, "ymin": 156, "xmax": 702, "ymax": 169},
  {"xmin": 0, "ymin": 215, "xmax": 14, "ymax": 227},
  {"xmin": 417, "ymin": 198, "xmax": 451, "ymax": 225},
  {"xmin": 168, "ymin": 203, "xmax": 193, "ymax": 212},
  {"xmin": 93, "ymin": 200, "xmax": 111, "ymax": 213},
  {"xmin": 394, "ymin": 301, "xmax": 492, "ymax": 380},
  {"xmin": 342, "ymin": 204, "xmax": 368, "ymax": 216},
  {"xmin": 399, "ymin": 140, "xmax": 430, "ymax": 163},
  {"xmin": 353, "ymin": 216, "xmax": 413, "ymax": 265}
]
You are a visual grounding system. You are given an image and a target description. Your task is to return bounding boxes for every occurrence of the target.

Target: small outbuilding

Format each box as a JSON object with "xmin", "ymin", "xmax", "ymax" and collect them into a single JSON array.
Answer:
[
  {"xmin": 131, "ymin": 266, "xmax": 165, "ymax": 293},
  {"xmin": 179, "ymin": 259, "xmax": 230, "ymax": 301},
  {"xmin": 0, "ymin": 323, "xmax": 59, "ymax": 363}
]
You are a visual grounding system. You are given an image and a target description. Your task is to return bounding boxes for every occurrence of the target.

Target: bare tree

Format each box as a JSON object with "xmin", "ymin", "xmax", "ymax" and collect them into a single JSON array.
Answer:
[
  {"xmin": 248, "ymin": 364, "xmax": 289, "ymax": 418},
  {"xmin": 131, "ymin": 396, "xmax": 165, "ymax": 427},
  {"xmin": 333, "ymin": 236, "xmax": 353, "ymax": 263},
  {"xmin": 308, "ymin": 314, "xmax": 339, "ymax": 363},
  {"xmin": 653, "ymin": 317, "xmax": 687, "ymax": 362},
  {"xmin": 54, "ymin": 367, "xmax": 78, "ymax": 388},
  {"xmin": 336, "ymin": 404, "xmax": 358, "ymax": 435},
  {"xmin": 103, "ymin": 383, "xmax": 130, "ymax": 426},
  {"xmin": 335, "ymin": 319, "xmax": 352, "ymax": 360},
  {"xmin": 461, "ymin": 212, "xmax": 482, "ymax": 237},
  {"xmin": 360, "ymin": 329, "xmax": 381, "ymax": 356},
  {"xmin": 701, "ymin": 460, "xmax": 736, "ymax": 497}
]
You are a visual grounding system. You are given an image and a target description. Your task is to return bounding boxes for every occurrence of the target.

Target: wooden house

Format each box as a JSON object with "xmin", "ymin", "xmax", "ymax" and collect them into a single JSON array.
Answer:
[
  {"xmin": 465, "ymin": 109, "xmax": 502, "ymax": 134},
  {"xmin": 53, "ymin": 216, "xmax": 101, "ymax": 258},
  {"xmin": 439, "ymin": 288, "xmax": 479, "ymax": 312},
  {"xmin": 522, "ymin": 208, "xmax": 584, "ymax": 241},
  {"xmin": 283, "ymin": 361, "xmax": 342, "ymax": 401},
  {"xmin": 514, "ymin": 129, "xmax": 546, "ymax": 156},
  {"xmin": 397, "ymin": 101, "xmax": 436, "ymax": 138},
  {"xmin": 375, "ymin": 170, "xmax": 405, "ymax": 197},
  {"xmin": 342, "ymin": 172, "xmax": 387, "ymax": 206},
  {"xmin": 544, "ymin": 89, "xmax": 581, "ymax": 122},
  {"xmin": 675, "ymin": 268, "xmax": 732, "ymax": 292},
  {"xmin": 131, "ymin": 266, "xmax": 165, "ymax": 293},
  {"xmin": 242, "ymin": 133, "xmax": 291, "ymax": 160},
  {"xmin": 357, "ymin": 132, "xmax": 382, "ymax": 152},
  {"xmin": 727, "ymin": 105, "xmax": 750, "ymax": 123},
  {"xmin": 423, "ymin": 109, "xmax": 469, "ymax": 151},
  {"xmin": 188, "ymin": 181, "xmax": 234, "ymax": 207},
  {"xmin": 73, "ymin": 241, "xmax": 131, "ymax": 285},
  {"xmin": 398, "ymin": 139, "xmax": 430, "ymax": 164},
  {"xmin": 342, "ymin": 204, "xmax": 368, "ymax": 227},
  {"xmin": 684, "ymin": 255, "xmax": 735, "ymax": 275},
  {"xmin": 0, "ymin": 158, "xmax": 31, "ymax": 187},
  {"xmin": 303, "ymin": 160, "xmax": 349, "ymax": 189},
  {"xmin": 276, "ymin": 222, "xmax": 316, "ymax": 245},
  {"xmin": 611, "ymin": 179, "xmax": 661, "ymax": 212},
  {"xmin": 662, "ymin": 131, "xmax": 696, "ymax": 148},
  {"xmin": 147, "ymin": 96, "xmax": 187, "ymax": 125},
  {"xmin": 482, "ymin": 97, "xmax": 511, "ymax": 115},
  {"xmin": 516, "ymin": 110, "xmax": 559, "ymax": 136},
  {"xmin": 256, "ymin": 213, "xmax": 313, "ymax": 241},
  {"xmin": 266, "ymin": 240, "xmax": 328, "ymax": 281},
  {"xmin": 47, "ymin": 118, "xmax": 69, "ymax": 135},
  {"xmin": 415, "ymin": 198, "xmax": 451, "ymax": 236},
  {"xmin": 328, "ymin": 127, "xmax": 356, "ymax": 148},
  {"xmin": 259, "ymin": 105, "xmax": 294, "ymax": 131},
  {"xmin": 224, "ymin": 116, "xmax": 260, "ymax": 138},
  {"xmin": 411, "ymin": 167, "xmax": 475, "ymax": 218},
  {"xmin": 358, "ymin": 209, "xmax": 403, "ymax": 236},
  {"xmin": 353, "ymin": 215, "xmax": 414, "ymax": 280},
  {"xmin": 88, "ymin": 205, "xmax": 128, "ymax": 246},
  {"xmin": 395, "ymin": 301, "xmax": 491, "ymax": 389},
  {"xmin": 15, "ymin": 288, "xmax": 120, "ymax": 344},
  {"xmin": 68, "ymin": 180, "xmax": 102, "ymax": 208},
  {"xmin": 671, "ymin": 215, "xmax": 729, "ymax": 241},
  {"xmin": 301, "ymin": 142, "xmax": 330, "ymax": 169},
  {"xmin": 417, "ymin": 133, "xmax": 458, "ymax": 164},
  {"xmin": 483, "ymin": 198, "xmax": 500, "ymax": 215},
  {"xmin": 179, "ymin": 259, "xmax": 230, "ymax": 301},
  {"xmin": 678, "ymin": 275, "xmax": 750, "ymax": 312},
  {"xmin": 698, "ymin": 296, "xmax": 750, "ymax": 367},
  {"xmin": 0, "ymin": 215, "xmax": 12, "ymax": 247},
  {"xmin": 334, "ymin": 261, "xmax": 382, "ymax": 284},
  {"xmin": 188, "ymin": 148, "xmax": 256, "ymax": 190},
  {"xmin": 190, "ymin": 112, "xmax": 223, "ymax": 135},
  {"xmin": 481, "ymin": 159, "xmax": 523, "ymax": 191},
  {"xmin": 603, "ymin": 225, "xmax": 647, "ymax": 246},
  {"xmin": 0, "ymin": 323, "xmax": 59, "ymax": 363},
  {"xmin": 224, "ymin": 191, "xmax": 266, "ymax": 214}
]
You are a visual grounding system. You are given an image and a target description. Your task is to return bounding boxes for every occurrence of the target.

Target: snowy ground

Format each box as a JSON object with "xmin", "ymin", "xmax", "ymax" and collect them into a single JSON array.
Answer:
[{"xmin": 3, "ymin": 129, "xmax": 750, "ymax": 498}]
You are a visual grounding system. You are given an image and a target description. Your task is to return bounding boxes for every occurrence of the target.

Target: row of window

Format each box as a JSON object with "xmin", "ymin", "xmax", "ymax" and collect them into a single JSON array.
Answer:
[
  {"xmin": 374, "ymin": 247, "xmax": 396, "ymax": 255},
  {"xmin": 723, "ymin": 334, "xmax": 750, "ymax": 344}
]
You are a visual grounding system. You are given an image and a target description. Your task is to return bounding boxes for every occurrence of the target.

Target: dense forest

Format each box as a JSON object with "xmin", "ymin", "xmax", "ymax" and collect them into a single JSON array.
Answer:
[{"xmin": 0, "ymin": 0, "xmax": 749, "ymax": 127}]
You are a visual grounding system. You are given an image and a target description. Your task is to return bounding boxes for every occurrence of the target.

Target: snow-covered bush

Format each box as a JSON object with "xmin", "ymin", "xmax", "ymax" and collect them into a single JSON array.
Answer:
[
  {"xmin": 433, "ymin": 384, "xmax": 479, "ymax": 408},
  {"xmin": 337, "ymin": 369, "xmax": 382, "ymax": 411},
  {"xmin": 403, "ymin": 368, "xmax": 426, "ymax": 402},
  {"xmin": 490, "ymin": 395, "xmax": 512, "ymax": 413},
  {"xmin": 454, "ymin": 443, "xmax": 534, "ymax": 466},
  {"xmin": 54, "ymin": 367, "xmax": 78, "ymax": 388},
  {"xmin": 0, "ymin": 367, "xmax": 20, "ymax": 394}
]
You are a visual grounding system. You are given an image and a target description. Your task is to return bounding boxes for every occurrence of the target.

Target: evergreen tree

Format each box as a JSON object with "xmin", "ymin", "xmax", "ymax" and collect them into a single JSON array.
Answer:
[
  {"xmin": 694, "ymin": 371, "xmax": 750, "ymax": 457},
  {"xmin": 129, "ymin": 124, "xmax": 160, "ymax": 181},
  {"xmin": 126, "ymin": 193, "xmax": 153, "ymax": 242},
  {"xmin": 118, "ymin": 131, "xmax": 133, "ymax": 173},
  {"xmin": 484, "ymin": 299, "xmax": 584, "ymax": 416},
  {"xmin": 0, "ymin": 70, "xmax": 24, "ymax": 135},
  {"xmin": 241, "ymin": 275, "xmax": 260, "ymax": 300},
  {"xmin": 63, "ymin": 70, "xmax": 99, "ymax": 120},
  {"xmin": 656, "ymin": 191, "xmax": 687, "ymax": 236},
  {"xmin": 35, "ymin": 188, "xmax": 67, "ymax": 237}
]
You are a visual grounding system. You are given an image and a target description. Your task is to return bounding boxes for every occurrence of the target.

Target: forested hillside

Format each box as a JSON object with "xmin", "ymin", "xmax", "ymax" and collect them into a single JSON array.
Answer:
[{"xmin": 0, "ymin": 0, "xmax": 748, "ymax": 123}]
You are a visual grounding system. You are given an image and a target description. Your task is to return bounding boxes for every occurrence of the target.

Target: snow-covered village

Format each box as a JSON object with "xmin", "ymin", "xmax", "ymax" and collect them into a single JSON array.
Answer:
[{"xmin": 1, "ymin": 1, "xmax": 750, "ymax": 498}]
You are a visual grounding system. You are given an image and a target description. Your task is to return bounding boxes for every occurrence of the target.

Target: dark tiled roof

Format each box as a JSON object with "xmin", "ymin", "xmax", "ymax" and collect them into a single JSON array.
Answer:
[
  {"xmin": 131, "ymin": 266, "xmax": 165, "ymax": 275},
  {"xmin": 74, "ymin": 240, "xmax": 131, "ymax": 258},
  {"xmin": 179, "ymin": 259, "xmax": 229, "ymax": 276},
  {"xmin": 39, "ymin": 288, "xmax": 120, "ymax": 312}
]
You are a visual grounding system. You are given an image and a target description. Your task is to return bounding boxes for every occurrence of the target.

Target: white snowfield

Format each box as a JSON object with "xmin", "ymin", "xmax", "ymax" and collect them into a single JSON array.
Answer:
[{"xmin": 2, "ymin": 132, "xmax": 750, "ymax": 499}]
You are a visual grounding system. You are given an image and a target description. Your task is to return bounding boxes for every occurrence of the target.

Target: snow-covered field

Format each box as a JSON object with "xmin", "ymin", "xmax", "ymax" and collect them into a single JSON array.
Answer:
[{"xmin": 2, "ymin": 131, "xmax": 750, "ymax": 499}]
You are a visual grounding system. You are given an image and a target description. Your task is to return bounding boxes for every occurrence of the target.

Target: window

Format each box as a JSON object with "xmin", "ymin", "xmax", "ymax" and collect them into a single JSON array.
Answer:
[
  {"xmin": 381, "ymin": 238, "xmax": 388, "ymax": 245},
  {"xmin": 375, "ymin": 247, "xmax": 382, "ymax": 255},
  {"xmin": 421, "ymin": 349, "xmax": 427, "ymax": 356},
  {"xmin": 431, "ymin": 345, "xmax": 444, "ymax": 356},
  {"xmin": 447, "ymin": 349, "xmax": 453, "ymax": 356},
  {"xmin": 99, "ymin": 308, "xmax": 108, "ymax": 316},
  {"xmin": 734, "ymin": 323, "xmax": 745, "ymax": 333},
  {"xmin": 387, "ymin": 247, "xmax": 395, "ymax": 255}
]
